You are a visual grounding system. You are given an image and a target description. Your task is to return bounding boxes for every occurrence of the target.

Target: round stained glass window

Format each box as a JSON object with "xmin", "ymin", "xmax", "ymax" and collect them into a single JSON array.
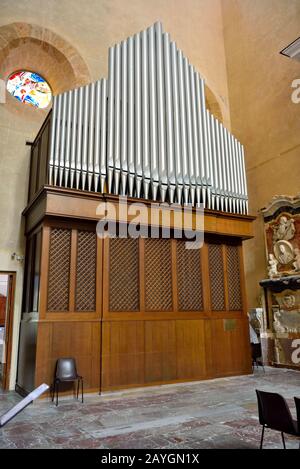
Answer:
[{"xmin": 6, "ymin": 71, "xmax": 52, "ymax": 109}]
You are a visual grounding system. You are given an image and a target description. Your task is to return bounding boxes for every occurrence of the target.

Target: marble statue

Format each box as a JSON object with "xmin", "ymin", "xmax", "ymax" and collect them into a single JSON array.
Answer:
[
  {"xmin": 272, "ymin": 216, "xmax": 295, "ymax": 242},
  {"xmin": 267, "ymin": 253, "xmax": 278, "ymax": 278},
  {"xmin": 273, "ymin": 309, "xmax": 287, "ymax": 333},
  {"xmin": 293, "ymin": 248, "xmax": 300, "ymax": 271}
]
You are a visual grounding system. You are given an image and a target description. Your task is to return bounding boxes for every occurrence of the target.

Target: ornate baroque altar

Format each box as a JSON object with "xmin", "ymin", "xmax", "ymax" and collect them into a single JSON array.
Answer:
[{"xmin": 259, "ymin": 195, "xmax": 300, "ymax": 369}]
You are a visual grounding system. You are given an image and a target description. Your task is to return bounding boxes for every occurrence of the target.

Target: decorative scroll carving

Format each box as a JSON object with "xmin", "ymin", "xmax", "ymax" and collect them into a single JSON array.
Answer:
[
  {"xmin": 208, "ymin": 243, "xmax": 225, "ymax": 311},
  {"xmin": 145, "ymin": 239, "xmax": 172, "ymax": 311},
  {"xmin": 109, "ymin": 238, "xmax": 139, "ymax": 312},
  {"xmin": 176, "ymin": 241, "xmax": 203, "ymax": 311},
  {"xmin": 48, "ymin": 228, "xmax": 71, "ymax": 311},
  {"xmin": 76, "ymin": 230, "xmax": 96, "ymax": 311}
]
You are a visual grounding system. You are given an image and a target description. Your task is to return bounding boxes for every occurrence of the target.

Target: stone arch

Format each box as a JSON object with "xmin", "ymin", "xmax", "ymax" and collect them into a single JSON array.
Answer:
[
  {"xmin": 205, "ymin": 84, "xmax": 224, "ymax": 123},
  {"xmin": 0, "ymin": 22, "xmax": 91, "ymax": 97}
]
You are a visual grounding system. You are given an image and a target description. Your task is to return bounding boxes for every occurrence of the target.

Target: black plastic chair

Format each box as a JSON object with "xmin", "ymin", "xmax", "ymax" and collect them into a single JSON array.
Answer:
[
  {"xmin": 256, "ymin": 390, "xmax": 300, "ymax": 449},
  {"xmin": 51, "ymin": 358, "xmax": 83, "ymax": 406},
  {"xmin": 251, "ymin": 343, "xmax": 265, "ymax": 372}
]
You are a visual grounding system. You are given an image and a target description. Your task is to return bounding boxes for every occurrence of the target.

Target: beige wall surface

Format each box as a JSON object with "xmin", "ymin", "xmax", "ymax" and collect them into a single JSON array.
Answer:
[
  {"xmin": 222, "ymin": 0, "xmax": 300, "ymax": 307},
  {"xmin": 0, "ymin": 0, "xmax": 229, "ymax": 390}
]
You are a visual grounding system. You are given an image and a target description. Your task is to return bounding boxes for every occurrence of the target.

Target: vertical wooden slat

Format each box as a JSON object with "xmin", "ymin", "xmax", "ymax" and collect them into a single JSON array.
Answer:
[
  {"xmin": 139, "ymin": 237, "xmax": 145, "ymax": 314},
  {"xmin": 238, "ymin": 243, "xmax": 248, "ymax": 315},
  {"xmin": 171, "ymin": 239, "xmax": 178, "ymax": 313},
  {"xmin": 39, "ymin": 225, "xmax": 50, "ymax": 319},
  {"xmin": 201, "ymin": 242, "xmax": 211, "ymax": 315},
  {"xmin": 96, "ymin": 234, "xmax": 103, "ymax": 319},
  {"xmin": 223, "ymin": 244, "xmax": 229, "ymax": 311},
  {"xmin": 103, "ymin": 237, "xmax": 110, "ymax": 317},
  {"xmin": 69, "ymin": 229, "xmax": 78, "ymax": 312}
]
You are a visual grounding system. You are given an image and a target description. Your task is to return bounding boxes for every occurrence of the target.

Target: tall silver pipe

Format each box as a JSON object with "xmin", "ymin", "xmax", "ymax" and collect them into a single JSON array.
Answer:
[
  {"xmin": 218, "ymin": 122, "xmax": 227, "ymax": 211},
  {"xmin": 224, "ymin": 127, "xmax": 233, "ymax": 212},
  {"xmin": 149, "ymin": 25, "xmax": 159, "ymax": 200},
  {"xmin": 76, "ymin": 86, "xmax": 83, "ymax": 190},
  {"xmin": 155, "ymin": 22, "xmax": 167, "ymax": 202},
  {"xmin": 121, "ymin": 40, "xmax": 128, "ymax": 196},
  {"xmin": 87, "ymin": 82, "xmax": 95, "ymax": 191},
  {"xmin": 205, "ymin": 109, "xmax": 214, "ymax": 210},
  {"xmin": 142, "ymin": 29, "xmax": 150, "ymax": 199},
  {"xmin": 199, "ymin": 78, "xmax": 210, "ymax": 207},
  {"xmin": 94, "ymin": 80, "xmax": 101, "ymax": 192},
  {"xmin": 134, "ymin": 33, "xmax": 142, "ymax": 198},
  {"xmin": 100, "ymin": 79, "xmax": 107, "ymax": 193},
  {"xmin": 163, "ymin": 32, "xmax": 175, "ymax": 203},
  {"xmin": 209, "ymin": 113, "xmax": 218, "ymax": 210},
  {"xmin": 230, "ymin": 133, "xmax": 238, "ymax": 213},
  {"xmin": 128, "ymin": 36, "xmax": 135, "ymax": 197},
  {"xmin": 241, "ymin": 144, "xmax": 248, "ymax": 214},
  {"xmin": 177, "ymin": 49, "xmax": 189, "ymax": 204},
  {"xmin": 190, "ymin": 68, "xmax": 201, "ymax": 205},
  {"xmin": 59, "ymin": 92, "xmax": 67, "ymax": 187},
  {"xmin": 184, "ymin": 58, "xmax": 195, "ymax": 205},
  {"xmin": 107, "ymin": 46, "xmax": 115, "ymax": 192},
  {"xmin": 195, "ymin": 73, "xmax": 206, "ymax": 205},
  {"xmin": 64, "ymin": 90, "xmax": 72, "ymax": 188},
  {"xmin": 114, "ymin": 43, "xmax": 121, "ymax": 194},
  {"xmin": 171, "ymin": 41, "xmax": 182, "ymax": 204},
  {"xmin": 215, "ymin": 120, "xmax": 225, "ymax": 211},
  {"xmin": 81, "ymin": 84, "xmax": 89, "ymax": 190},
  {"xmin": 70, "ymin": 88, "xmax": 78, "ymax": 189},
  {"xmin": 48, "ymin": 95, "xmax": 57, "ymax": 185},
  {"xmin": 53, "ymin": 94, "xmax": 62, "ymax": 186}
]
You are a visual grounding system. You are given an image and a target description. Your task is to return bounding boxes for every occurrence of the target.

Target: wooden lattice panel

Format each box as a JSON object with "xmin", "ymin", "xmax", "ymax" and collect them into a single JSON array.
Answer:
[
  {"xmin": 76, "ymin": 230, "xmax": 97, "ymax": 311},
  {"xmin": 48, "ymin": 228, "xmax": 71, "ymax": 311},
  {"xmin": 177, "ymin": 241, "xmax": 203, "ymax": 311},
  {"xmin": 208, "ymin": 243, "xmax": 225, "ymax": 311},
  {"xmin": 109, "ymin": 238, "xmax": 139, "ymax": 311},
  {"xmin": 145, "ymin": 238, "xmax": 172, "ymax": 311},
  {"xmin": 226, "ymin": 245, "xmax": 242, "ymax": 310}
]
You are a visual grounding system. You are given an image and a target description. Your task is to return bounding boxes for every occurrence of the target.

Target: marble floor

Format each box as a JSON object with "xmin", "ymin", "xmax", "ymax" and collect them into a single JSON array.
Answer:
[{"xmin": 0, "ymin": 368, "xmax": 299, "ymax": 449}]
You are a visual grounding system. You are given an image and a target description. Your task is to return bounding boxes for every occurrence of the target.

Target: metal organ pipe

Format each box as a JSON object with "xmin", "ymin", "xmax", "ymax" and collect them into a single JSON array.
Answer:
[
  {"xmin": 134, "ymin": 33, "xmax": 142, "ymax": 198},
  {"xmin": 128, "ymin": 36, "xmax": 135, "ymax": 197},
  {"xmin": 164, "ymin": 32, "xmax": 175, "ymax": 204},
  {"xmin": 120, "ymin": 40, "xmax": 128, "ymax": 196},
  {"xmin": 171, "ymin": 41, "xmax": 183, "ymax": 204},
  {"xmin": 142, "ymin": 29, "xmax": 150, "ymax": 200},
  {"xmin": 94, "ymin": 80, "xmax": 101, "ymax": 192},
  {"xmin": 190, "ymin": 67, "xmax": 201, "ymax": 206}
]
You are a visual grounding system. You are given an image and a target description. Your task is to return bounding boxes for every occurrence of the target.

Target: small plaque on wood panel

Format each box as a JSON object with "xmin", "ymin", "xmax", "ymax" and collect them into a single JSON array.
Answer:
[{"xmin": 223, "ymin": 319, "xmax": 237, "ymax": 331}]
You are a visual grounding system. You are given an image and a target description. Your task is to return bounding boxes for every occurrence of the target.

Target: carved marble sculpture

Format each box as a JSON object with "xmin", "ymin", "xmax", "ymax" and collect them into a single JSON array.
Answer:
[
  {"xmin": 272, "ymin": 216, "xmax": 295, "ymax": 242},
  {"xmin": 273, "ymin": 309, "xmax": 287, "ymax": 333},
  {"xmin": 268, "ymin": 253, "xmax": 278, "ymax": 278},
  {"xmin": 293, "ymin": 248, "xmax": 300, "ymax": 271}
]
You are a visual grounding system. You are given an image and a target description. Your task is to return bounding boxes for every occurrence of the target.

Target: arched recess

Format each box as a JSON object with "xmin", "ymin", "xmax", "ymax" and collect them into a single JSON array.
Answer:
[
  {"xmin": 205, "ymin": 84, "xmax": 224, "ymax": 123},
  {"xmin": 0, "ymin": 22, "xmax": 91, "ymax": 104}
]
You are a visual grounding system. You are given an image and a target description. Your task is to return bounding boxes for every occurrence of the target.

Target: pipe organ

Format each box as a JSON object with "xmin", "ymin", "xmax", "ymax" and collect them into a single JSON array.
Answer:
[
  {"xmin": 18, "ymin": 23, "xmax": 254, "ymax": 397},
  {"xmin": 48, "ymin": 22, "xmax": 248, "ymax": 214}
]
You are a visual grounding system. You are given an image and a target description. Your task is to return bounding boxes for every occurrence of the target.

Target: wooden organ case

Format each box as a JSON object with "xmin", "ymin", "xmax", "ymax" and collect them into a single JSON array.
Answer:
[{"xmin": 17, "ymin": 22, "xmax": 254, "ymax": 395}]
